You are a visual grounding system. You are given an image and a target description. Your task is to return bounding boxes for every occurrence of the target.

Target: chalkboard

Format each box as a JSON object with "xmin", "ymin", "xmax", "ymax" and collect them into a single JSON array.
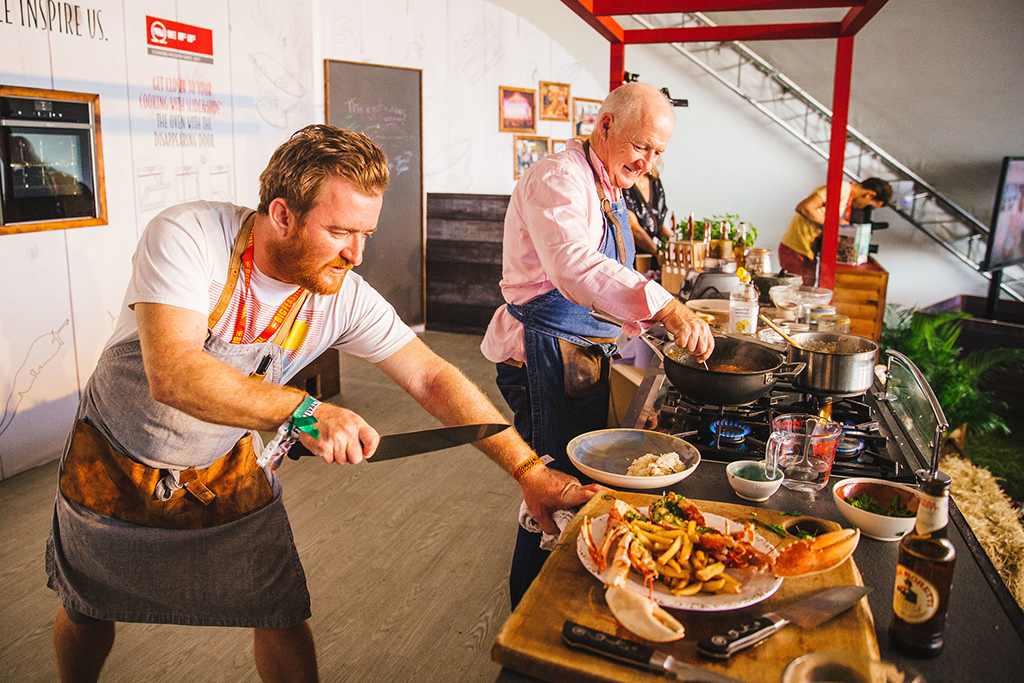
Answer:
[{"xmin": 325, "ymin": 59, "xmax": 424, "ymax": 326}]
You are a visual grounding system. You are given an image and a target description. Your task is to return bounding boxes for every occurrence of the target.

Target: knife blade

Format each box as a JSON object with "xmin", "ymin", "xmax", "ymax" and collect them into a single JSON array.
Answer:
[
  {"xmin": 696, "ymin": 585, "xmax": 872, "ymax": 660},
  {"xmin": 286, "ymin": 422, "xmax": 510, "ymax": 462},
  {"xmin": 563, "ymin": 621, "xmax": 748, "ymax": 683}
]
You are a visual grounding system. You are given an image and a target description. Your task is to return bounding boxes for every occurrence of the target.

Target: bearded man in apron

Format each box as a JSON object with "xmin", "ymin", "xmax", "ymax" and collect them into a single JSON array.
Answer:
[
  {"xmin": 480, "ymin": 83, "xmax": 716, "ymax": 607},
  {"xmin": 46, "ymin": 125, "xmax": 598, "ymax": 683}
]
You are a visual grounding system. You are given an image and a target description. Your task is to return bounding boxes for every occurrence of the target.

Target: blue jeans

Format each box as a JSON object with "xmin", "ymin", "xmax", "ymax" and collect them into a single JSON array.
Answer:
[{"xmin": 496, "ymin": 334, "xmax": 609, "ymax": 608}]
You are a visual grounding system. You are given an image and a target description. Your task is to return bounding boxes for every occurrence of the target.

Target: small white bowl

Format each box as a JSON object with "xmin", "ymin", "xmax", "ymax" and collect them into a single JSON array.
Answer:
[
  {"xmin": 726, "ymin": 460, "xmax": 784, "ymax": 502},
  {"xmin": 832, "ymin": 478, "xmax": 919, "ymax": 541}
]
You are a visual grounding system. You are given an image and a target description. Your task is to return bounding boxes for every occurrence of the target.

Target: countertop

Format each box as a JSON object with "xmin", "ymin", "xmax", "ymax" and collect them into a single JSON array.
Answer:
[{"xmin": 495, "ymin": 459, "xmax": 1024, "ymax": 683}]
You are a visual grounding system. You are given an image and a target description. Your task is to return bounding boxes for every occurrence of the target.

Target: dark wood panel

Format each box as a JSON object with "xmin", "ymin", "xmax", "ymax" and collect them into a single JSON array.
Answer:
[
  {"xmin": 426, "ymin": 193, "xmax": 510, "ymax": 334},
  {"xmin": 427, "ymin": 218, "xmax": 505, "ymax": 242},
  {"xmin": 427, "ymin": 193, "xmax": 510, "ymax": 221}
]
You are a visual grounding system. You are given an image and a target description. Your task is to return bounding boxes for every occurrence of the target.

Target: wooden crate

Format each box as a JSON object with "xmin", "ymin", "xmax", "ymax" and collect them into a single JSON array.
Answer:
[{"xmin": 834, "ymin": 257, "xmax": 888, "ymax": 341}]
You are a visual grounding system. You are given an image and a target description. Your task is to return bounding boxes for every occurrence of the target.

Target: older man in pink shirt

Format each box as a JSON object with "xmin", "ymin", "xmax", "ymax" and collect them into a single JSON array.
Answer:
[{"xmin": 482, "ymin": 82, "xmax": 714, "ymax": 605}]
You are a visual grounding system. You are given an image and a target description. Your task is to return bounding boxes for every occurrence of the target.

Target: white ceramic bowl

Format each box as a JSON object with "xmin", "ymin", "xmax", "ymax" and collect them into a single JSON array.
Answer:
[
  {"xmin": 567, "ymin": 429, "xmax": 700, "ymax": 489},
  {"xmin": 726, "ymin": 460, "xmax": 784, "ymax": 502},
  {"xmin": 832, "ymin": 478, "xmax": 920, "ymax": 541}
]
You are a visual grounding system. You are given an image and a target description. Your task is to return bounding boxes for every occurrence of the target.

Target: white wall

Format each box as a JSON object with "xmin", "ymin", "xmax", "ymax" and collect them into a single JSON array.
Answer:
[{"xmin": 0, "ymin": 0, "xmax": 994, "ymax": 479}]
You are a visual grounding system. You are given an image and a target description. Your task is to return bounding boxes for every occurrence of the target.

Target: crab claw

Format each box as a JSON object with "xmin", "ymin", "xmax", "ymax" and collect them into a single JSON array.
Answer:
[
  {"xmin": 605, "ymin": 587, "xmax": 685, "ymax": 642},
  {"xmin": 773, "ymin": 528, "xmax": 861, "ymax": 578}
]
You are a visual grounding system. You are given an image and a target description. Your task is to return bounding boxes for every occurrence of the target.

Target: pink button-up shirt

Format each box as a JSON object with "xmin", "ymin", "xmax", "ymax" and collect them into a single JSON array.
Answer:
[{"xmin": 480, "ymin": 139, "xmax": 674, "ymax": 364}]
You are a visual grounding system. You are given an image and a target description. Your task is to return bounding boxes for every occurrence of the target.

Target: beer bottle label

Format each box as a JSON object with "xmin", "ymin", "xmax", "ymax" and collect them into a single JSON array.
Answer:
[
  {"xmin": 892, "ymin": 565, "xmax": 939, "ymax": 623},
  {"xmin": 915, "ymin": 491, "xmax": 948, "ymax": 535}
]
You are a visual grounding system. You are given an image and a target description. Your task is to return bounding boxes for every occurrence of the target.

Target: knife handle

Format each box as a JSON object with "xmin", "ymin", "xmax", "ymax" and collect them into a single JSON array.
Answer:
[
  {"xmin": 287, "ymin": 443, "xmax": 314, "ymax": 460},
  {"xmin": 696, "ymin": 617, "xmax": 781, "ymax": 659},
  {"xmin": 562, "ymin": 621, "xmax": 654, "ymax": 670}
]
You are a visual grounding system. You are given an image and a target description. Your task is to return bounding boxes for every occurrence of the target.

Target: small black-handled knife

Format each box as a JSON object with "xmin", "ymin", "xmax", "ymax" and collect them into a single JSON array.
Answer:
[
  {"xmin": 696, "ymin": 585, "xmax": 872, "ymax": 660},
  {"xmin": 563, "ymin": 621, "xmax": 748, "ymax": 683}
]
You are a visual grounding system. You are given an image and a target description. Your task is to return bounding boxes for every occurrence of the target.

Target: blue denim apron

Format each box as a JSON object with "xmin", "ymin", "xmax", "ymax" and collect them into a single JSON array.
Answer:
[
  {"xmin": 500, "ymin": 162, "xmax": 635, "ymax": 607},
  {"xmin": 46, "ymin": 213, "xmax": 313, "ymax": 627}
]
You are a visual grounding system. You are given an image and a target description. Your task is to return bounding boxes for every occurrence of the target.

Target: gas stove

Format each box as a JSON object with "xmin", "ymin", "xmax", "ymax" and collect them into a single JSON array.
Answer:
[{"xmin": 651, "ymin": 380, "xmax": 917, "ymax": 482}]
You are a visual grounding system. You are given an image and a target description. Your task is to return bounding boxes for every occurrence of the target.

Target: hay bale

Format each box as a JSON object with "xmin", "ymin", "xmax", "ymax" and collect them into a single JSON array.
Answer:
[{"xmin": 940, "ymin": 454, "xmax": 1024, "ymax": 609}]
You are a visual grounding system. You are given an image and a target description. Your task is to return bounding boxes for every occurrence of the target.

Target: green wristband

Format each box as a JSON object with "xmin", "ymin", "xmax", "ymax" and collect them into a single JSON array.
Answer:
[{"xmin": 290, "ymin": 395, "xmax": 321, "ymax": 440}]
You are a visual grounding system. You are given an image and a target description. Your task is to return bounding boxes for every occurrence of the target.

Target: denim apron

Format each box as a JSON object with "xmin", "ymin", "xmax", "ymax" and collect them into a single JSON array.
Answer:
[
  {"xmin": 45, "ymin": 213, "xmax": 313, "ymax": 627},
  {"xmin": 501, "ymin": 149, "xmax": 635, "ymax": 606}
]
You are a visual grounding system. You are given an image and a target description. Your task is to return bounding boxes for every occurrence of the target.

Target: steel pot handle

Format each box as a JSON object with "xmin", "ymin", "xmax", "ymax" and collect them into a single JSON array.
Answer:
[{"xmin": 773, "ymin": 362, "xmax": 806, "ymax": 380}]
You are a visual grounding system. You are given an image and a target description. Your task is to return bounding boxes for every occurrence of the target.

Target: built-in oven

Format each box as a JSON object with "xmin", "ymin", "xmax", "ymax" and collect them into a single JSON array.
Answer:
[{"xmin": 0, "ymin": 91, "xmax": 102, "ymax": 227}]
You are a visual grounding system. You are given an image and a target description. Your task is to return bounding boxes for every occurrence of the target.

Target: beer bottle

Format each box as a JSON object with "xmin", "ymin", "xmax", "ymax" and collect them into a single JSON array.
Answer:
[{"xmin": 889, "ymin": 472, "xmax": 956, "ymax": 657}]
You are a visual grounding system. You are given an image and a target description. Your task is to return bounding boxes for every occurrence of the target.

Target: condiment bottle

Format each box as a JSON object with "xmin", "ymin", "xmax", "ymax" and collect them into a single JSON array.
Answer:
[
  {"xmin": 728, "ymin": 267, "xmax": 759, "ymax": 336},
  {"xmin": 889, "ymin": 472, "xmax": 956, "ymax": 658}
]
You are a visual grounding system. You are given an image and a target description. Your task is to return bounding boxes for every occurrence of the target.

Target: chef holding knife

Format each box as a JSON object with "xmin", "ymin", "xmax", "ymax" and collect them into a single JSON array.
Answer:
[
  {"xmin": 46, "ymin": 125, "xmax": 598, "ymax": 683},
  {"xmin": 481, "ymin": 82, "xmax": 715, "ymax": 607}
]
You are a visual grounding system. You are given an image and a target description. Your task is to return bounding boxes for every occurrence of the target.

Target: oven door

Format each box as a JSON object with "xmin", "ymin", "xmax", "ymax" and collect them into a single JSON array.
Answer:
[{"xmin": 0, "ymin": 122, "xmax": 98, "ymax": 225}]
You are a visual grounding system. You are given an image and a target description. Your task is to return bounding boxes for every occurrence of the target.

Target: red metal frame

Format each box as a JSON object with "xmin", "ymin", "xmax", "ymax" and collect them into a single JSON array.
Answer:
[{"xmin": 558, "ymin": 0, "xmax": 889, "ymax": 289}]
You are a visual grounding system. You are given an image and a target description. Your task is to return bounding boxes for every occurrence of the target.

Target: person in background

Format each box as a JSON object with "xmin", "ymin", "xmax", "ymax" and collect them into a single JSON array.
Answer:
[
  {"xmin": 624, "ymin": 165, "xmax": 672, "ymax": 260},
  {"xmin": 778, "ymin": 177, "xmax": 893, "ymax": 285},
  {"xmin": 45, "ymin": 125, "xmax": 598, "ymax": 683},
  {"xmin": 481, "ymin": 83, "xmax": 714, "ymax": 607}
]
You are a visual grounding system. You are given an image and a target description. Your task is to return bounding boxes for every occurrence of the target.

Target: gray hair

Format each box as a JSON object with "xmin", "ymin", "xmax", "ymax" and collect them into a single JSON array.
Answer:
[{"xmin": 596, "ymin": 82, "xmax": 673, "ymax": 129}]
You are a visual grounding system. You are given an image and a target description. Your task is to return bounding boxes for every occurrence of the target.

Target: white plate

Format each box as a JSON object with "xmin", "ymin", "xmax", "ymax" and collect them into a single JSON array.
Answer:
[
  {"xmin": 576, "ymin": 511, "xmax": 783, "ymax": 611},
  {"xmin": 567, "ymin": 430, "xmax": 700, "ymax": 489}
]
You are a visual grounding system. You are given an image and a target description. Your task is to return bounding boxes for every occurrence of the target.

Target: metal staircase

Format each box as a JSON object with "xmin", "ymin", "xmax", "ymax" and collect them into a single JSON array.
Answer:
[{"xmin": 627, "ymin": 11, "xmax": 1024, "ymax": 302}]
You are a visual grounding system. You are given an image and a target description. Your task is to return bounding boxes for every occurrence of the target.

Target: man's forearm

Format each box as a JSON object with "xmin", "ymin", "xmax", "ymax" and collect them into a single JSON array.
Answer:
[{"xmin": 147, "ymin": 347, "xmax": 306, "ymax": 431}]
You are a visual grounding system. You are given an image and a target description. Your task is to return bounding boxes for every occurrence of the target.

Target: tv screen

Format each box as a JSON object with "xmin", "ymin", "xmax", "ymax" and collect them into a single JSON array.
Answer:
[{"xmin": 983, "ymin": 156, "xmax": 1024, "ymax": 271}]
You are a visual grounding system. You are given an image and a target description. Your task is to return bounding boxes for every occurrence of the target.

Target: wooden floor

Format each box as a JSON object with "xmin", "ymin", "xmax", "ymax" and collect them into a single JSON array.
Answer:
[{"xmin": 0, "ymin": 332, "xmax": 522, "ymax": 682}]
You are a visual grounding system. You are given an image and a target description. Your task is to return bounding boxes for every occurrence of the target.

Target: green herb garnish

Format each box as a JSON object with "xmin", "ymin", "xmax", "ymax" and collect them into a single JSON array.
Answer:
[
  {"xmin": 847, "ymin": 493, "xmax": 915, "ymax": 518},
  {"xmin": 750, "ymin": 517, "xmax": 787, "ymax": 536},
  {"xmin": 779, "ymin": 510, "xmax": 802, "ymax": 516}
]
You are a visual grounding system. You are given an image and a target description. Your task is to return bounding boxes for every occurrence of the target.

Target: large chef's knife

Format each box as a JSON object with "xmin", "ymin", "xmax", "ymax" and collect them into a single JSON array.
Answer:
[
  {"xmin": 286, "ymin": 423, "xmax": 510, "ymax": 462},
  {"xmin": 562, "ymin": 622, "xmax": 748, "ymax": 683},
  {"xmin": 696, "ymin": 585, "xmax": 872, "ymax": 660}
]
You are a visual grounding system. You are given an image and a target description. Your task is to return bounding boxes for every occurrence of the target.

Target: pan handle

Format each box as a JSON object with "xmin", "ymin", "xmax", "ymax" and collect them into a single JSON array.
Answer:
[{"xmin": 773, "ymin": 361, "xmax": 806, "ymax": 380}]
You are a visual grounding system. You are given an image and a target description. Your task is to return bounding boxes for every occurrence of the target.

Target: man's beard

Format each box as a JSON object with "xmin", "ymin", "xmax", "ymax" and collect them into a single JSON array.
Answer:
[{"xmin": 268, "ymin": 230, "xmax": 352, "ymax": 295}]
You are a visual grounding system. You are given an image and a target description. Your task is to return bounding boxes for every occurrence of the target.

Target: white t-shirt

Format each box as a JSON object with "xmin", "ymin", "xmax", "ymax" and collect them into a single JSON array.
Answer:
[{"xmin": 108, "ymin": 201, "xmax": 416, "ymax": 382}]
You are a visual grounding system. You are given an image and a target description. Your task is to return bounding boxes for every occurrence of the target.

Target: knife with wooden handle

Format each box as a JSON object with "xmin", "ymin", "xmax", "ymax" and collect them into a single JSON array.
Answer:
[{"xmin": 563, "ymin": 621, "xmax": 748, "ymax": 683}]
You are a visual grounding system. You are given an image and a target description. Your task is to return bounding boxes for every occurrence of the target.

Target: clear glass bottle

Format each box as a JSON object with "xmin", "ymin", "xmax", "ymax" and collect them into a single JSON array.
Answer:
[
  {"xmin": 889, "ymin": 473, "xmax": 956, "ymax": 658},
  {"xmin": 728, "ymin": 267, "xmax": 759, "ymax": 335}
]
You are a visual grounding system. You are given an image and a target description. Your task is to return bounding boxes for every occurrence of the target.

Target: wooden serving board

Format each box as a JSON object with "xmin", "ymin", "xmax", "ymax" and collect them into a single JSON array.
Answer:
[{"xmin": 492, "ymin": 492, "xmax": 878, "ymax": 683}]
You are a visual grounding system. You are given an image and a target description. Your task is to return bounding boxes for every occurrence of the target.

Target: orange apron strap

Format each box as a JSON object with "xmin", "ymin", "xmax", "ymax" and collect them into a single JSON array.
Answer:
[
  {"xmin": 208, "ymin": 212, "xmax": 256, "ymax": 331},
  {"xmin": 582, "ymin": 141, "xmax": 628, "ymax": 265}
]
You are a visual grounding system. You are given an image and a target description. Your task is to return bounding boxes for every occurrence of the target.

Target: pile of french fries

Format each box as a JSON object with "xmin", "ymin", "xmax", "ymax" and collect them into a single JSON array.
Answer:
[{"xmin": 630, "ymin": 517, "xmax": 744, "ymax": 596}]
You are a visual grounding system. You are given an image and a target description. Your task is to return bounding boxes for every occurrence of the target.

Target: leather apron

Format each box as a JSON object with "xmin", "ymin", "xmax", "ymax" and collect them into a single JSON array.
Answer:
[{"xmin": 58, "ymin": 214, "xmax": 311, "ymax": 529}]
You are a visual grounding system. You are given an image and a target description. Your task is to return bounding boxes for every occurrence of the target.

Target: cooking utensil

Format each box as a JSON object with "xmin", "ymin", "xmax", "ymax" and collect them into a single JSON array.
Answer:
[
  {"xmin": 696, "ymin": 585, "xmax": 872, "ymax": 660},
  {"xmin": 563, "ymin": 621, "xmax": 749, "ymax": 683},
  {"xmin": 759, "ymin": 314, "xmax": 803, "ymax": 348},
  {"xmin": 662, "ymin": 336, "xmax": 804, "ymax": 406},
  {"xmin": 285, "ymin": 423, "xmax": 509, "ymax": 462},
  {"xmin": 787, "ymin": 331, "xmax": 879, "ymax": 397}
]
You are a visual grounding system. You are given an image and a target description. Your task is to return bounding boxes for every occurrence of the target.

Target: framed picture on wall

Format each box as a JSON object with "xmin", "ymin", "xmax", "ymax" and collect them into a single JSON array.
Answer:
[
  {"xmin": 550, "ymin": 139, "xmax": 569, "ymax": 154},
  {"xmin": 538, "ymin": 81, "xmax": 571, "ymax": 121},
  {"xmin": 499, "ymin": 86, "xmax": 536, "ymax": 133},
  {"xmin": 572, "ymin": 97, "xmax": 602, "ymax": 138},
  {"xmin": 514, "ymin": 135, "xmax": 549, "ymax": 179}
]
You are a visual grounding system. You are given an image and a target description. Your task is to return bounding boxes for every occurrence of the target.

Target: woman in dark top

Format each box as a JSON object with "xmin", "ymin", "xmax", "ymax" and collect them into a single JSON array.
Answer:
[{"xmin": 624, "ymin": 168, "xmax": 672, "ymax": 259}]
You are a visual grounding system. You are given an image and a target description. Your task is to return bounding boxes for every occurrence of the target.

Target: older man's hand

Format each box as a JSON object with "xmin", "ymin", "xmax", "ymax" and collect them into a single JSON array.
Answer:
[
  {"xmin": 519, "ymin": 466, "xmax": 606, "ymax": 535},
  {"xmin": 652, "ymin": 299, "xmax": 715, "ymax": 362}
]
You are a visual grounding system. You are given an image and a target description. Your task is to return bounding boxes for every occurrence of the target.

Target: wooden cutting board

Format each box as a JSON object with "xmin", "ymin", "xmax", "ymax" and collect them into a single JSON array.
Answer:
[{"xmin": 492, "ymin": 492, "xmax": 879, "ymax": 683}]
